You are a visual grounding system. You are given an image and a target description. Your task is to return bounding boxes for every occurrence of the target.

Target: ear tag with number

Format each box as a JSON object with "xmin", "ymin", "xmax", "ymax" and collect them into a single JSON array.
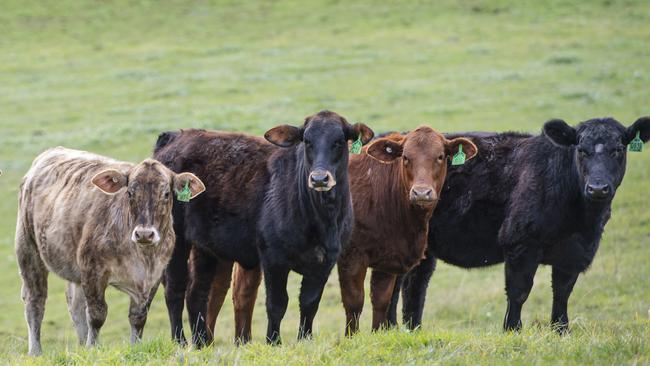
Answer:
[
  {"xmin": 629, "ymin": 131, "xmax": 643, "ymax": 152},
  {"xmin": 175, "ymin": 181, "xmax": 191, "ymax": 202},
  {"xmin": 451, "ymin": 144, "xmax": 466, "ymax": 166},
  {"xmin": 350, "ymin": 136, "xmax": 363, "ymax": 154}
]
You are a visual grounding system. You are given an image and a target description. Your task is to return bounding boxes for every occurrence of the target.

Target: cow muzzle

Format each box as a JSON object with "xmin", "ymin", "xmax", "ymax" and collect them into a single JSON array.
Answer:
[
  {"xmin": 584, "ymin": 181, "xmax": 613, "ymax": 202},
  {"xmin": 308, "ymin": 170, "xmax": 336, "ymax": 192},
  {"xmin": 409, "ymin": 186, "xmax": 437, "ymax": 207},
  {"xmin": 131, "ymin": 225, "xmax": 161, "ymax": 246}
]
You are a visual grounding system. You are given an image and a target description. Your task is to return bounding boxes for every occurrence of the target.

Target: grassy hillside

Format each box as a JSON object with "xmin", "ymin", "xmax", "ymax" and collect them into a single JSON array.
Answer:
[{"xmin": 0, "ymin": 0, "xmax": 649, "ymax": 364}]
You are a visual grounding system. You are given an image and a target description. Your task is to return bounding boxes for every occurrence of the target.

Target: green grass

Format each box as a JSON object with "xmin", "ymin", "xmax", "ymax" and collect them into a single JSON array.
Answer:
[{"xmin": 1, "ymin": 0, "xmax": 649, "ymax": 364}]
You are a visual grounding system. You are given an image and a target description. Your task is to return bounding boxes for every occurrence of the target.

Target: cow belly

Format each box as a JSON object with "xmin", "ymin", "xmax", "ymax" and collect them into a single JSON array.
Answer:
[{"xmin": 431, "ymin": 238, "xmax": 504, "ymax": 268}]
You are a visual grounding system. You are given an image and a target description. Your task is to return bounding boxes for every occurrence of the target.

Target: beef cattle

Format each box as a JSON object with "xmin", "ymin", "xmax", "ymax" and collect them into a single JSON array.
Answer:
[
  {"xmin": 388, "ymin": 117, "xmax": 650, "ymax": 333},
  {"xmin": 154, "ymin": 110, "xmax": 373, "ymax": 346},
  {"xmin": 15, "ymin": 147, "xmax": 204, "ymax": 355},
  {"xmin": 338, "ymin": 126, "xmax": 477, "ymax": 335}
]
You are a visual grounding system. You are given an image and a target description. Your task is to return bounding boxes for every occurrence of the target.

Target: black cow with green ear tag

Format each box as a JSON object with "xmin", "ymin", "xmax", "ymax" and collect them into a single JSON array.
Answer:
[{"xmin": 388, "ymin": 116, "xmax": 650, "ymax": 336}]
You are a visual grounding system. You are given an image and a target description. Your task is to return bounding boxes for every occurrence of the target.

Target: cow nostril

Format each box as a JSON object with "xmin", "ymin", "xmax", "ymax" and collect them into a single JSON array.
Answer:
[{"xmin": 602, "ymin": 185, "xmax": 610, "ymax": 194}]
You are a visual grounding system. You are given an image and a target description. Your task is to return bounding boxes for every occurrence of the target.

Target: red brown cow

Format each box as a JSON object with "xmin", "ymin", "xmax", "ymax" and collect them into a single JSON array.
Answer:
[
  {"xmin": 338, "ymin": 126, "xmax": 477, "ymax": 335},
  {"xmin": 15, "ymin": 147, "xmax": 204, "ymax": 355}
]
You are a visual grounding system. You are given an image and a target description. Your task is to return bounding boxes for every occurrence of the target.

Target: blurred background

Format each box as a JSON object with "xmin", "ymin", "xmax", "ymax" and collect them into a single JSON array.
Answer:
[{"xmin": 0, "ymin": 0, "xmax": 648, "ymax": 361}]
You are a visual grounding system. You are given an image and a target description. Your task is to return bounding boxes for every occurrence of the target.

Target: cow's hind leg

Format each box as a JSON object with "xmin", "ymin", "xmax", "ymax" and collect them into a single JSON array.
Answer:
[
  {"xmin": 129, "ymin": 279, "xmax": 160, "ymax": 343},
  {"xmin": 338, "ymin": 261, "xmax": 367, "ymax": 336},
  {"xmin": 551, "ymin": 267, "xmax": 579, "ymax": 334},
  {"xmin": 503, "ymin": 247, "xmax": 540, "ymax": 331},
  {"xmin": 164, "ymin": 216, "xmax": 191, "ymax": 345},
  {"xmin": 297, "ymin": 271, "xmax": 331, "ymax": 340},
  {"xmin": 205, "ymin": 257, "xmax": 234, "ymax": 338},
  {"xmin": 232, "ymin": 264, "xmax": 261, "ymax": 345},
  {"xmin": 65, "ymin": 282, "xmax": 88, "ymax": 345},
  {"xmin": 400, "ymin": 253, "xmax": 436, "ymax": 330},
  {"xmin": 370, "ymin": 270, "xmax": 397, "ymax": 331},
  {"xmin": 16, "ymin": 227, "xmax": 48, "ymax": 356}
]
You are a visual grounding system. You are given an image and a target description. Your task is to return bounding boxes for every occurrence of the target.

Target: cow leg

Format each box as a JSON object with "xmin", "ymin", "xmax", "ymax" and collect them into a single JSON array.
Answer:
[
  {"xmin": 264, "ymin": 266, "xmax": 290, "ymax": 345},
  {"xmin": 338, "ymin": 262, "xmax": 367, "ymax": 336},
  {"xmin": 551, "ymin": 267, "xmax": 579, "ymax": 334},
  {"xmin": 370, "ymin": 270, "xmax": 397, "ymax": 331},
  {"xmin": 401, "ymin": 253, "xmax": 436, "ymax": 330},
  {"xmin": 387, "ymin": 275, "xmax": 403, "ymax": 327},
  {"xmin": 164, "ymin": 236, "xmax": 192, "ymax": 345},
  {"xmin": 503, "ymin": 248, "xmax": 540, "ymax": 332},
  {"xmin": 16, "ymin": 229, "xmax": 48, "ymax": 356},
  {"xmin": 297, "ymin": 272, "xmax": 330, "ymax": 340},
  {"xmin": 82, "ymin": 272, "xmax": 109, "ymax": 347},
  {"xmin": 65, "ymin": 282, "xmax": 88, "ymax": 345},
  {"xmin": 205, "ymin": 257, "xmax": 234, "ymax": 336},
  {"xmin": 129, "ymin": 279, "xmax": 160, "ymax": 343},
  {"xmin": 186, "ymin": 251, "xmax": 219, "ymax": 348},
  {"xmin": 233, "ymin": 264, "xmax": 262, "ymax": 345}
]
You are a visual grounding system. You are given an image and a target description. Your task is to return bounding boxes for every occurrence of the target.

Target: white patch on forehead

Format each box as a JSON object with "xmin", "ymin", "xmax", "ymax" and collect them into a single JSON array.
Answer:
[{"xmin": 595, "ymin": 144, "xmax": 604, "ymax": 153}]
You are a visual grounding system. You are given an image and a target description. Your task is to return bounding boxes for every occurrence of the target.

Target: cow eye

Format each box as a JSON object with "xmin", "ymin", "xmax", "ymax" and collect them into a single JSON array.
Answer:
[
  {"xmin": 611, "ymin": 147, "xmax": 624, "ymax": 158},
  {"xmin": 332, "ymin": 141, "xmax": 342, "ymax": 149},
  {"xmin": 164, "ymin": 190, "xmax": 170, "ymax": 199},
  {"xmin": 127, "ymin": 190, "xmax": 133, "ymax": 199},
  {"xmin": 437, "ymin": 155, "xmax": 444, "ymax": 161}
]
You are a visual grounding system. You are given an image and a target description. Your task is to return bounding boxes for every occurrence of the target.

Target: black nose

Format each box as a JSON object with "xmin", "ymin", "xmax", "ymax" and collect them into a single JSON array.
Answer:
[
  {"xmin": 134, "ymin": 228, "xmax": 155, "ymax": 243},
  {"xmin": 310, "ymin": 171, "xmax": 329, "ymax": 188},
  {"xmin": 586, "ymin": 183, "xmax": 611, "ymax": 200},
  {"xmin": 410, "ymin": 186, "xmax": 434, "ymax": 202}
]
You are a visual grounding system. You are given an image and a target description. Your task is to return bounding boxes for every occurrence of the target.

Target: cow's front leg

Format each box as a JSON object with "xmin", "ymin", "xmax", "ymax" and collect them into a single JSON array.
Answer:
[
  {"xmin": 297, "ymin": 271, "xmax": 331, "ymax": 340},
  {"xmin": 82, "ymin": 272, "xmax": 109, "ymax": 347},
  {"xmin": 503, "ymin": 246, "xmax": 540, "ymax": 331},
  {"xmin": 186, "ymin": 251, "xmax": 218, "ymax": 348},
  {"xmin": 400, "ymin": 252, "xmax": 436, "ymax": 330},
  {"xmin": 551, "ymin": 267, "xmax": 579, "ymax": 334},
  {"xmin": 129, "ymin": 280, "xmax": 160, "ymax": 343},
  {"xmin": 338, "ymin": 259, "xmax": 367, "ymax": 336},
  {"xmin": 65, "ymin": 282, "xmax": 88, "ymax": 345},
  {"xmin": 264, "ymin": 266, "xmax": 290, "ymax": 345},
  {"xmin": 370, "ymin": 270, "xmax": 397, "ymax": 331}
]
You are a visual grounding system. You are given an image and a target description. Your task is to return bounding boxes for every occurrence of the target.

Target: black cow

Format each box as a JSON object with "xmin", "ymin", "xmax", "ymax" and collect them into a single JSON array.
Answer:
[
  {"xmin": 388, "ymin": 117, "xmax": 650, "ymax": 333},
  {"xmin": 154, "ymin": 110, "xmax": 373, "ymax": 346}
]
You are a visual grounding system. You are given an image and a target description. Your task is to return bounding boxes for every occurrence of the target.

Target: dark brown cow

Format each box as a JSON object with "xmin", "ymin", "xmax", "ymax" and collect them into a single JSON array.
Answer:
[
  {"xmin": 15, "ymin": 147, "xmax": 204, "ymax": 355},
  {"xmin": 338, "ymin": 126, "xmax": 477, "ymax": 335}
]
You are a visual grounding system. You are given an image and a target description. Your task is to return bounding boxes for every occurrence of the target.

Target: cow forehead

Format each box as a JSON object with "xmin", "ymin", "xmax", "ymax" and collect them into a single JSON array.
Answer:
[
  {"xmin": 129, "ymin": 160, "xmax": 172, "ymax": 185},
  {"xmin": 577, "ymin": 119, "xmax": 625, "ymax": 145},
  {"xmin": 404, "ymin": 127, "xmax": 445, "ymax": 153},
  {"xmin": 304, "ymin": 119, "xmax": 345, "ymax": 138}
]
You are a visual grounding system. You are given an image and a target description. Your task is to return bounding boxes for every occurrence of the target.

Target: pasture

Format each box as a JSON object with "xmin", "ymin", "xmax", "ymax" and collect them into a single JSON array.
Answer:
[{"xmin": 0, "ymin": 0, "xmax": 649, "ymax": 364}]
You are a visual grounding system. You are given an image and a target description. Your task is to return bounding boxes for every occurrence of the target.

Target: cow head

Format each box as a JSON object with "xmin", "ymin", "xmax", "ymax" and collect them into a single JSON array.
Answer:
[
  {"xmin": 366, "ymin": 126, "xmax": 478, "ymax": 208},
  {"xmin": 543, "ymin": 117, "xmax": 650, "ymax": 203},
  {"xmin": 91, "ymin": 159, "xmax": 205, "ymax": 245},
  {"xmin": 265, "ymin": 110, "xmax": 374, "ymax": 192}
]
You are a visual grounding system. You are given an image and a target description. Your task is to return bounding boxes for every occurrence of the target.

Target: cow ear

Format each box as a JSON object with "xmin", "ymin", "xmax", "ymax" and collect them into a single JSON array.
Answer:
[
  {"xmin": 543, "ymin": 119, "xmax": 577, "ymax": 147},
  {"xmin": 366, "ymin": 137, "xmax": 404, "ymax": 163},
  {"xmin": 92, "ymin": 169, "xmax": 128, "ymax": 194},
  {"xmin": 625, "ymin": 116, "xmax": 650, "ymax": 144},
  {"xmin": 446, "ymin": 137, "xmax": 478, "ymax": 161},
  {"xmin": 346, "ymin": 123, "xmax": 375, "ymax": 145},
  {"xmin": 264, "ymin": 125, "xmax": 304, "ymax": 147},
  {"xmin": 173, "ymin": 172, "xmax": 206, "ymax": 200}
]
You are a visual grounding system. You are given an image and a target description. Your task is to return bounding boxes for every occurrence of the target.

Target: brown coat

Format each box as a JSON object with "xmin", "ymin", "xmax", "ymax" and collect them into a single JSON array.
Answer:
[{"xmin": 338, "ymin": 126, "xmax": 478, "ymax": 335}]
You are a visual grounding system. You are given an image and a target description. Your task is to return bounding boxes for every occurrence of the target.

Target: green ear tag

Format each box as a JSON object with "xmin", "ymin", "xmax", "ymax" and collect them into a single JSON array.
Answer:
[
  {"xmin": 175, "ymin": 181, "xmax": 191, "ymax": 202},
  {"xmin": 629, "ymin": 131, "xmax": 643, "ymax": 152},
  {"xmin": 451, "ymin": 144, "xmax": 466, "ymax": 166},
  {"xmin": 350, "ymin": 136, "xmax": 363, "ymax": 154}
]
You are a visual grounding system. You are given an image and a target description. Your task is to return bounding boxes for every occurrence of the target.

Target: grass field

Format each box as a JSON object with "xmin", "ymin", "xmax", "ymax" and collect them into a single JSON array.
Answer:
[{"xmin": 1, "ymin": 0, "xmax": 649, "ymax": 364}]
